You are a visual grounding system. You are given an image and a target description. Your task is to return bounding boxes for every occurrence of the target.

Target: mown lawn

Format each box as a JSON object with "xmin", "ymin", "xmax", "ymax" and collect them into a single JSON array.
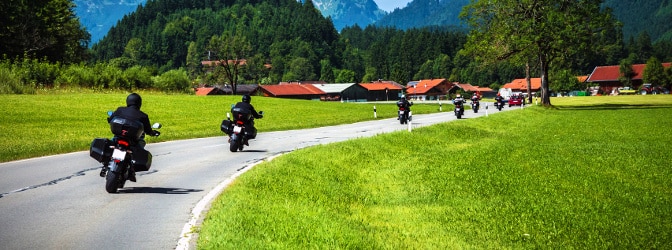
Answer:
[
  {"xmin": 197, "ymin": 95, "xmax": 672, "ymax": 249},
  {"xmin": 0, "ymin": 91, "xmax": 441, "ymax": 162}
]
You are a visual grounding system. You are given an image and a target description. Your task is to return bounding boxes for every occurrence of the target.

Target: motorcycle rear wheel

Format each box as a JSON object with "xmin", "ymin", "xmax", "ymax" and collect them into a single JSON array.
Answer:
[{"xmin": 105, "ymin": 171, "xmax": 120, "ymax": 193}]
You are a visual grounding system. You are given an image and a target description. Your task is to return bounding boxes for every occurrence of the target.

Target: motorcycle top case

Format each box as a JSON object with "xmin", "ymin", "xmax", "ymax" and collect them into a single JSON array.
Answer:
[
  {"xmin": 109, "ymin": 117, "xmax": 144, "ymax": 140},
  {"xmin": 132, "ymin": 147, "xmax": 153, "ymax": 172},
  {"xmin": 90, "ymin": 138, "xmax": 112, "ymax": 162}
]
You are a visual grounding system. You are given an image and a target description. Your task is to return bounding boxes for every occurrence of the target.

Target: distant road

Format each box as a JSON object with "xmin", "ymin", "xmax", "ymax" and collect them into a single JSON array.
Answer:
[{"xmin": 0, "ymin": 106, "xmax": 514, "ymax": 249}]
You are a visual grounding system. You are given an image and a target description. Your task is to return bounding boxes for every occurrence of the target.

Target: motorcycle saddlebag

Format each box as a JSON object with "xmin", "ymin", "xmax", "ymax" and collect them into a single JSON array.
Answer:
[
  {"xmin": 221, "ymin": 119, "xmax": 232, "ymax": 135},
  {"xmin": 90, "ymin": 138, "xmax": 112, "ymax": 162},
  {"xmin": 109, "ymin": 117, "xmax": 144, "ymax": 140},
  {"xmin": 132, "ymin": 147, "xmax": 153, "ymax": 172}
]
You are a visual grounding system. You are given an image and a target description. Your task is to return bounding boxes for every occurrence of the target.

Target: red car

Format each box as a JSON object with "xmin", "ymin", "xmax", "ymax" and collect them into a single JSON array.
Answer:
[{"xmin": 508, "ymin": 95, "xmax": 524, "ymax": 107}]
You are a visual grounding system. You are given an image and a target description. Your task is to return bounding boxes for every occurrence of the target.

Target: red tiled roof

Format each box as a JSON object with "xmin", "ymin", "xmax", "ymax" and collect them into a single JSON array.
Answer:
[
  {"xmin": 260, "ymin": 84, "xmax": 324, "ymax": 96},
  {"xmin": 587, "ymin": 63, "xmax": 672, "ymax": 82},
  {"xmin": 195, "ymin": 87, "xmax": 216, "ymax": 96},
  {"xmin": 502, "ymin": 78, "xmax": 542, "ymax": 91},
  {"xmin": 407, "ymin": 79, "xmax": 446, "ymax": 94},
  {"xmin": 359, "ymin": 82, "xmax": 403, "ymax": 91}
]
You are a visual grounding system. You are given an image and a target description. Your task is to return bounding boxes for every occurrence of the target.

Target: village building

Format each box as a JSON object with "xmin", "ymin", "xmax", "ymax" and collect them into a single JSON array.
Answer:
[
  {"xmin": 359, "ymin": 81, "xmax": 404, "ymax": 101},
  {"xmin": 586, "ymin": 63, "xmax": 672, "ymax": 94}
]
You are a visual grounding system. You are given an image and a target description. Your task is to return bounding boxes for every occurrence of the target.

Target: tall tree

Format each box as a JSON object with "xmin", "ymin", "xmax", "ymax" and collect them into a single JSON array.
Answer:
[
  {"xmin": 460, "ymin": 0, "xmax": 618, "ymax": 106},
  {"xmin": 207, "ymin": 31, "xmax": 252, "ymax": 94},
  {"xmin": 642, "ymin": 57, "xmax": 666, "ymax": 86},
  {"xmin": 0, "ymin": 0, "xmax": 89, "ymax": 63}
]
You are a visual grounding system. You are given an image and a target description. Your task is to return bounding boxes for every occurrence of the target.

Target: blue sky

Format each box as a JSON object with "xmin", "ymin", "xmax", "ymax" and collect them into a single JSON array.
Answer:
[{"xmin": 374, "ymin": 0, "xmax": 412, "ymax": 12}]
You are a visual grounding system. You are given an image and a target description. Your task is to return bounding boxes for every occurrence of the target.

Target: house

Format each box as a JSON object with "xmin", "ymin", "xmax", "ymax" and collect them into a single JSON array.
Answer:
[
  {"xmin": 258, "ymin": 84, "xmax": 325, "ymax": 100},
  {"xmin": 312, "ymin": 83, "xmax": 369, "ymax": 101},
  {"xmin": 455, "ymin": 83, "xmax": 495, "ymax": 98},
  {"xmin": 500, "ymin": 78, "xmax": 542, "ymax": 99},
  {"xmin": 406, "ymin": 79, "xmax": 453, "ymax": 101},
  {"xmin": 586, "ymin": 63, "xmax": 672, "ymax": 94},
  {"xmin": 359, "ymin": 81, "xmax": 404, "ymax": 101}
]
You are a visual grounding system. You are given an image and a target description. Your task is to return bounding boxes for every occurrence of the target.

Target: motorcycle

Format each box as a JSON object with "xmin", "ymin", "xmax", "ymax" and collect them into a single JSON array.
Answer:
[
  {"xmin": 90, "ymin": 111, "xmax": 161, "ymax": 193},
  {"xmin": 471, "ymin": 99, "xmax": 480, "ymax": 113},
  {"xmin": 221, "ymin": 108, "xmax": 263, "ymax": 152},
  {"xmin": 494, "ymin": 98, "xmax": 504, "ymax": 111},
  {"xmin": 454, "ymin": 102, "xmax": 464, "ymax": 119},
  {"xmin": 398, "ymin": 107, "xmax": 412, "ymax": 124}
]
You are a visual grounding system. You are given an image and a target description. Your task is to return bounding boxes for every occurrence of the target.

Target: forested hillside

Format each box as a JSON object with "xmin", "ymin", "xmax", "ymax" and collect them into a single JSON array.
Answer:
[
  {"xmin": 604, "ymin": 0, "xmax": 672, "ymax": 42},
  {"xmin": 375, "ymin": 0, "xmax": 469, "ymax": 31}
]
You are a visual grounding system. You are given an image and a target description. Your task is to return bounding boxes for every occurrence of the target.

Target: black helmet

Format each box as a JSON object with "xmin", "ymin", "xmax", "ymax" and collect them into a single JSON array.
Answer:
[
  {"xmin": 126, "ymin": 93, "xmax": 142, "ymax": 109},
  {"xmin": 242, "ymin": 94, "xmax": 251, "ymax": 103}
]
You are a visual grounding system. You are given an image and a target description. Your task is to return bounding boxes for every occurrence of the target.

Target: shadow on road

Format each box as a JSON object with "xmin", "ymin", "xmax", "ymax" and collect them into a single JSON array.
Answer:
[
  {"xmin": 238, "ymin": 149, "xmax": 268, "ymax": 153},
  {"xmin": 120, "ymin": 187, "xmax": 203, "ymax": 194}
]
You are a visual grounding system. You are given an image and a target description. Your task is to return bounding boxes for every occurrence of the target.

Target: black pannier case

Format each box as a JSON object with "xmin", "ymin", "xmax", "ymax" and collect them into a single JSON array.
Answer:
[
  {"xmin": 109, "ymin": 117, "xmax": 144, "ymax": 140},
  {"xmin": 221, "ymin": 119, "xmax": 232, "ymax": 135},
  {"xmin": 132, "ymin": 147, "xmax": 153, "ymax": 172},
  {"xmin": 90, "ymin": 138, "xmax": 112, "ymax": 162}
]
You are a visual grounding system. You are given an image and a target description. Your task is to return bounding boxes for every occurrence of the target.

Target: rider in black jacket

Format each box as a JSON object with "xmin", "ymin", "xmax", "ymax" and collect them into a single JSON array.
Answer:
[
  {"xmin": 232, "ymin": 95, "xmax": 263, "ymax": 145},
  {"xmin": 109, "ymin": 93, "xmax": 160, "ymax": 148},
  {"xmin": 103, "ymin": 93, "xmax": 159, "ymax": 180}
]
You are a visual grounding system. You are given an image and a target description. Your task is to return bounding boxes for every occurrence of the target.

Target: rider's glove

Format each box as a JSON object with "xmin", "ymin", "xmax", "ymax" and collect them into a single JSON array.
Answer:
[{"xmin": 152, "ymin": 130, "xmax": 160, "ymax": 136}]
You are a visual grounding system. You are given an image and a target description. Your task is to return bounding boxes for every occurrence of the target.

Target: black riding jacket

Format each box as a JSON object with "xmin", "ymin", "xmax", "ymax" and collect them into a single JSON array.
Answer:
[{"xmin": 110, "ymin": 106, "xmax": 157, "ymax": 136}]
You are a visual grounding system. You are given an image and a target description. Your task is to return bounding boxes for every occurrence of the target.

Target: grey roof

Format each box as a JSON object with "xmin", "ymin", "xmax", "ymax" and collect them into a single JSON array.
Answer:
[{"xmin": 311, "ymin": 83, "xmax": 356, "ymax": 93}]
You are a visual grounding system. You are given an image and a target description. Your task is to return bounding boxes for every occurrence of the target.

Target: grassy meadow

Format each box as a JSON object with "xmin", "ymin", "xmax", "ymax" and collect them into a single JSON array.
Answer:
[
  {"xmin": 0, "ymin": 91, "xmax": 441, "ymax": 162},
  {"xmin": 197, "ymin": 95, "xmax": 672, "ymax": 249}
]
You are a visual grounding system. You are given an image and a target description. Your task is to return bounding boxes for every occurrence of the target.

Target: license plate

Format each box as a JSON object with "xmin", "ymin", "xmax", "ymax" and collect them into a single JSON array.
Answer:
[
  {"xmin": 233, "ymin": 126, "xmax": 242, "ymax": 134},
  {"xmin": 112, "ymin": 148, "xmax": 126, "ymax": 160}
]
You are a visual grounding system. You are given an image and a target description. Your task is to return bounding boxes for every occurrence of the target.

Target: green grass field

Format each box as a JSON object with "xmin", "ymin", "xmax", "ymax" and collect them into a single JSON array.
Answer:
[
  {"xmin": 0, "ymin": 91, "xmax": 440, "ymax": 162},
  {"xmin": 197, "ymin": 95, "xmax": 672, "ymax": 249}
]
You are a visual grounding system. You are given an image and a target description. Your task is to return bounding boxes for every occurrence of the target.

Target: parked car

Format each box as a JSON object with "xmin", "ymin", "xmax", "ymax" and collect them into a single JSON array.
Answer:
[{"xmin": 508, "ymin": 94, "xmax": 524, "ymax": 107}]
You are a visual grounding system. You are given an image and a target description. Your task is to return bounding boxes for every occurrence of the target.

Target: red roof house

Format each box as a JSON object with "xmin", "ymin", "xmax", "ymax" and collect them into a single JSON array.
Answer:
[
  {"xmin": 360, "ymin": 81, "xmax": 404, "ymax": 101},
  {"xmin": 259, "ymin": 84, "xmax": 325, "ymax": 100},
  {"xmin": 406, "ymin": 79, "xmax": 454, "ymax": 100},
  {"xmin": 586, "ymin": 63, "xmax": 672, "ymax": 93},
  {"xmin": 502, "ymin": 78, "xmax": 542, "ymax": 92}
]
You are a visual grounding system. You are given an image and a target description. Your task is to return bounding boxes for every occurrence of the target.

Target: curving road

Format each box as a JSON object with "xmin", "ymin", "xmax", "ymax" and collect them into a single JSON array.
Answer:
[{"xmin": 0, "ymin": 106, "xmax": 514, "ymax": 250}]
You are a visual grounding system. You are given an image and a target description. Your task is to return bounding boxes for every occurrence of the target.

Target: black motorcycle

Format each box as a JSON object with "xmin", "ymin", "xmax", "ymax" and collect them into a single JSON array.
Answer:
[
  {"xmin": 90, "ymin": 112, "xmax": 161, "ymax": 193},
  {"xmin": 454, "ymin": 102, "xmax": 465, "ymax": 119},
  {"xmin": 494, "ymin": 98, "xmax": 504, "ymax": 111},
  {"xmin": 398, "ymin": 107, "xmax": 412, "ymax": 124},
  {"xmin": 221, "ymin": 108, "xmax": 263, "ymax": 152},
  {"xmin": 471, "ymin": 99, "xmax": 480, "ymax": 113}
]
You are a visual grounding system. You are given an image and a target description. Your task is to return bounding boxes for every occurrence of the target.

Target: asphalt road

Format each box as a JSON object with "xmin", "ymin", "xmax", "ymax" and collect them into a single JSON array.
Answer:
[{"xmin": 0, "ymin": 105, "xmax": 515, "ymax": 250}]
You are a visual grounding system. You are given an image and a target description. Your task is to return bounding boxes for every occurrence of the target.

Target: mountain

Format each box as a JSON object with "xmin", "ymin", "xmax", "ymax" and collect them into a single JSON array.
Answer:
[
  {"xmin": 374, "ymin": 0, "xmax": 469, "ymax": 30},
  {"xmin": 603, "ymin": 0, "xmax": 672, "ymax": 42},
  {"xmin": 74, "ymin": 0, "xmax": 146, "ymax": 44},
  {"xmin": 309, "ymin": 0, "xmax": 386, "ymax": 31}
]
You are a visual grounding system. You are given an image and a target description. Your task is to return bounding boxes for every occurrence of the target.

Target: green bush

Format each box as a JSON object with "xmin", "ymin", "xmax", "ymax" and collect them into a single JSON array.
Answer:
[
  {"xmin": 152, "ymin": 69, "xmax": 192, "ymax": 93},
  {"xmin": 56, "ymin": 64, "xmax": 97, "ymax": 88},
  {"xmin": 0, "ymin": 67, "xmax": 35, "ymax": 94}
]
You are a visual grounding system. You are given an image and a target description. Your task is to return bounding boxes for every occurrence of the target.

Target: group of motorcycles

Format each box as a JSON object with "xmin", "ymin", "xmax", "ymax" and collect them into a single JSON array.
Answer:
[
  {"xmin": 399, "ymin": 96, "xmax": 506, "ymax": 121},
  {"xmin": 89, "ymin": 105, "xmax": 263, "ymax": 193}
]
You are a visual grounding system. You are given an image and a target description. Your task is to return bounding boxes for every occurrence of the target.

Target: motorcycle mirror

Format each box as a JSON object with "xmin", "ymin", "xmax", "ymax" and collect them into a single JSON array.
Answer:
[
  {"xmin": 152, "ymin": 123, "xmax": 162, "ymax": 129},
  {"xmin": 107, "ymin": 111, "xmax": 113, "ymax": 117},
  {"xmin": 259, "ymin": 111, "xmax": 264, "ymax": 115},
  {"xmin": 226, "ymin": 112, "xmax": 231, "ymax": 119}
]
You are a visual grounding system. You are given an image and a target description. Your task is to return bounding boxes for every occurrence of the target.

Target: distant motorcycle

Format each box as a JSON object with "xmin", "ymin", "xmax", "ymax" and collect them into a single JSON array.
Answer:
[
  {"xmin": 494, "ymin": 98, "xmax": 504, "ymax": 111},
  {"xmin": 221, "ymin": 108, "xmax": 263, "ymax": 152},
  {"xmin": 471, "ymin": 99, "xmax": 480, "ymax": 113},
  {"xmin": 90, "ymin": 111, "xmax": 161, "ymax": 193},
  {"xmin": 454, "ymin": 102, "xmax": 464, "ymax": 119},
  {"xmin": 397, "ymin": 105, "xmax": 412, "ymax": 124}
]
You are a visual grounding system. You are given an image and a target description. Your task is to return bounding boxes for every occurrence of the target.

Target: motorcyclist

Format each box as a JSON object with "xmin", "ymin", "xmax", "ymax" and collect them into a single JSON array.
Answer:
[
  {"xmin": 396, "ymin": 95, "xmax": 413, "ymax": 120},
  {"xmin": 453, "ymin": 94, "xmax": 465, "ymax": 105},
  {"xmin": 494, "ymin": 93, "xmax": 504, "ymax": 107},
  {"xmin": 453, "ymin": 94, "xmax": 465, "ymax": 115},
  {"xmin": 102, "ymin": 93, "xmax": 160, "ymax": 180},
  {"xmin": 470, "ymin": 93, "xmax": 480, "ymax": 107},
  {"xmin": 232, "ymin": 95, "xmax": 263, "ymax": 146}
]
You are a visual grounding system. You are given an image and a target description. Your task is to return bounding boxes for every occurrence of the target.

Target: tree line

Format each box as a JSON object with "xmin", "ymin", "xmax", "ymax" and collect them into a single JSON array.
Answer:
[{"xmin": 1, "ymin": 0, "xmax": 671, "ymax": 96}]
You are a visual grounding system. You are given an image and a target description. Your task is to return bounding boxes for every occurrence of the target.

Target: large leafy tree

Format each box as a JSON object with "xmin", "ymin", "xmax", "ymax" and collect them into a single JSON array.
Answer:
[
  {"xmin": 207, "ymin": 31, "xmax": 252, "ymax": 94},
  {"xmin": 0, "ymin": 0, "xmax": 89, "ymax": 63},
  {"xmin": 460, "ymin": 0, "xmax": 618, "ymax": 106}
]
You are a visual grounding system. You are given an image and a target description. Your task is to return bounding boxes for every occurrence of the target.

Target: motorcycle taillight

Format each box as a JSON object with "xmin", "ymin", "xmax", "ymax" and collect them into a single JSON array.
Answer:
[
  {"xmin": 236, "ymin": 121, "xmax": 244, "ymax": 125},
  {"xmin": 118, "ymin": 140, "xmax": 129, "ymax": 147}
]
